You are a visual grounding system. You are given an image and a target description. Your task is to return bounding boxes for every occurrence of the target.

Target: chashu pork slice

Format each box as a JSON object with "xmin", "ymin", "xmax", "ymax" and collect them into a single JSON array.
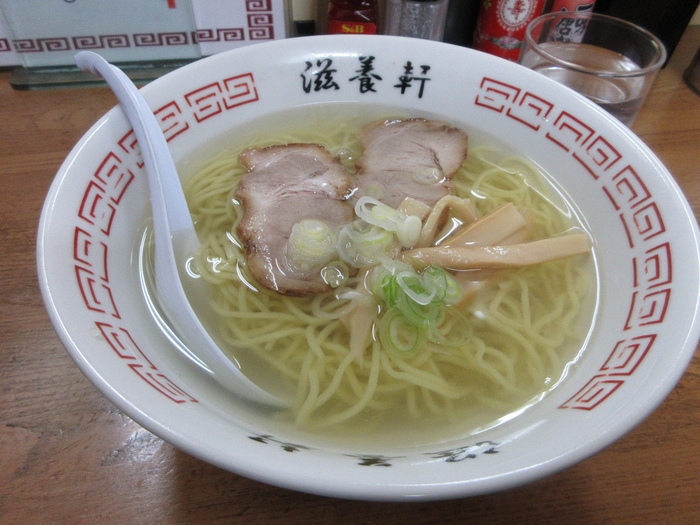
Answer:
[
  {"xmin": 352, "ymin": 119, "xmax": 469, "ymax": 209},
  {"xmin": 235, "ymin": 143, "xmax": 354, "ymax": 296}
]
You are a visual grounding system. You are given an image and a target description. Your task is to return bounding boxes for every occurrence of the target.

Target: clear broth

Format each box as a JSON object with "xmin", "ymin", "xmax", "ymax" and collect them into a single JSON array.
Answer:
[{"xmin": 140, "ymin": 104, "xmax": 599, "ymax": 451}]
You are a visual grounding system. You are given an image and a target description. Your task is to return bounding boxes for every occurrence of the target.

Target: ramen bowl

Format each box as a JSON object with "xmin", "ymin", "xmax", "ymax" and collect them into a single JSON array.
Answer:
[{"xmin": 37, "ymin": 35, "xmax": 700, "ymax": 501}]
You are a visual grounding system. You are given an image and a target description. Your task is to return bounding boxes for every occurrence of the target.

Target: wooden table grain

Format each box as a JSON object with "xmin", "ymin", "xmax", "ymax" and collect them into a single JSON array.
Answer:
[{"xmin": 2, "ymin": 27, "xmax": 699, "ymax": 524}]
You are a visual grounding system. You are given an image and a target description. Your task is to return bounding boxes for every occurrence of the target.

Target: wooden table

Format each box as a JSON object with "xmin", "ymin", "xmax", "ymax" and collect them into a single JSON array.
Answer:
[{"xmin": 2, "ymin": 27, "xmax": 699, "ymax": 524}]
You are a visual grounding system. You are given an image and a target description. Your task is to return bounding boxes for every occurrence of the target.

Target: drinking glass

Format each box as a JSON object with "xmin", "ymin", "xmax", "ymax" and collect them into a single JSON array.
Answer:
[{"xmin": 519, "ymin": 12, "xmax": 667, "ymax": 126}]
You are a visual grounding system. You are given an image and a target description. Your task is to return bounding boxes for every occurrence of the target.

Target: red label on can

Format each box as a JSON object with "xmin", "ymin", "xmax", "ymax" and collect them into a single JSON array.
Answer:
[
  {"xmin": 547, "ymin": 0, "xmax": 596, "ymax": 43},
  {"xmin": 327, "ymin": 20, "xmax": 378, "ymax": 35},
  {"xmin": 473, "ymin": 0, "xmax": 546, "ymax": 61},
  {"xmin": 549, "ymin": 0, "xmax": 596, "ymax": 12}
]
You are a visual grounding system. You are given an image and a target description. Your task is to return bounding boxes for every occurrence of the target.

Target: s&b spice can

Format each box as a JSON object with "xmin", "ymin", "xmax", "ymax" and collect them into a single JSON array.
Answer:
[
  {"xmin": 326, "ymin": 0, "xmax": 379, "ymax": 35},
  {"xmin": 473, "ymin": 0, "xmax": 546, "ymax": 61}
]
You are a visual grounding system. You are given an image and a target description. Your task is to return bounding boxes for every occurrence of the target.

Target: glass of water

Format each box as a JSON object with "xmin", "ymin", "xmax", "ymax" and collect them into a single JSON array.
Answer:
[{"xmin": 519, "ymin": 12, "xmax": 667, "ymax": 127}]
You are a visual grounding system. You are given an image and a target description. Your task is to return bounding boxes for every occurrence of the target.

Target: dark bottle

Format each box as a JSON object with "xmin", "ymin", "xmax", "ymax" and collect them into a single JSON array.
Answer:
[
  {"xmin": 442, "ymin": 0, "xmax": 482, "ymax": 47},
  {"xmin": 326, "ymin": 0, "xmax": 379, "ymax": 35}
]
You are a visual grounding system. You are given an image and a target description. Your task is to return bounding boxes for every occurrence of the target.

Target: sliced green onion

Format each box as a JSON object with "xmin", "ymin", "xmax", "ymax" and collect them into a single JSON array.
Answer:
[
  {"xmin": 422, "ymin": 266, "xmax": 448, "ymax": 302},
  {"xmin": 320, "ymin": 261, "xmax": 350, "ymax": 288},
  {"xmin": 372, "ymin": 205, "xmax": 398, "ymax": 222},
  {"xmin": 396, "ymin": 214, "xmax": 422, "ymax": 248},
  {"xmin": 365, "ymin": 186, "xmax": 384, "ymax": 200},
  {"xmin": 394, "ymin": 293, "xmax": 431, "ymax": 325},
  {"xmin": 372, "ymin": 264, "xmax": 470, "ymax": 357},
  {"xmin": 356, "ymin": 196, "xmax": 398, "ymax": 231},
  {"xmin": 377, "ymin": 257, "xmax": 414, "ymax": 276},
  {"xmin": 355, "ymin": 196, "xmax": 422, "ymax": 249},
  {"xmin": 287, "ymin": 219, "xmax": 338, "ymax": 272},
  {"xmin": 395, "ymin": 271, "xmax": 435, "ymax": 305},
  {"xmin": 378, "ymin": 308, "xmax": 427, "ymax": 357},
  {"xmin": 422, "ymin": 266, "xmax": 463, "ymax": 305},
  {"xmin": 366, "ymin": 264, "xmax": 391, "ymax": 298},
  {"xmin": 381, "ymin": 272, "xmax": 400, "ymax": 305},
  {"xmin": 368, "ymin": 259, "xmax": 414, "ymax": 301},
  {"xmin": 397, "ymin": 291, "xmax": 443, "ymax": 325},
  {"xmin": 337, "ymin": 221, "xmax": 397, "ymax": 268},
  {"xmin": 370, "ymin": 262, "xmax": 468, "ymax": 357}
]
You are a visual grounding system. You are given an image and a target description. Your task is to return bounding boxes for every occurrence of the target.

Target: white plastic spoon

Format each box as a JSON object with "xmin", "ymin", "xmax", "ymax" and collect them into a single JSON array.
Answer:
[{"xmin": 75, "ymin": 51, "xmax": 287, "ymax": 408}]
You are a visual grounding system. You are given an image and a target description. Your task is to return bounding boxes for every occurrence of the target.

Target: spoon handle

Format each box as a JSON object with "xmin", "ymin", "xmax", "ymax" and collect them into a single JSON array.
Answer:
[
  {"xmin": 75, "ymin": 51, "xmax": 197, "ymax": 258},
  {"xmin": 75, "ymin": 51, "xmax": 287, "ymax": 407}
]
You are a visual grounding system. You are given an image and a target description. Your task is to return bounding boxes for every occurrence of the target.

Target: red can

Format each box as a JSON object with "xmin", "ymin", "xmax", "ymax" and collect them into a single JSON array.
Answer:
[
  {"xmin": 548, "ymin": 0, "xmax": 596, "ymax": 13},
  {"xmin": 473, "ymin": 0, "xmax": 547, "ymax": 61},
  {"xmin": 326, "ymin": 0, "xmax": 379, "ymax": 35},
  {"xmin": 545, "ymin": 0, "xmax": 597, "ymax": 43}
]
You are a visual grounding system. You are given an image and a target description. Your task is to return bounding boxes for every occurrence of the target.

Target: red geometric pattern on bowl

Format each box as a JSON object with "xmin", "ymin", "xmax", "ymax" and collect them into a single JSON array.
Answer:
[
  {"xmin": 474, "ymin": 76, "xmax": 672, "ymax": 411},
  {"xmin": 184, "ymin": 73, "xmax": 259, "ymax": 123},
  {"xmin": 67, "ymin": 68, "xmax": 675, "ymax": 408},
  {"xmin": 70, "ymin": 71, "xmax": 259, "ymax": 403}
]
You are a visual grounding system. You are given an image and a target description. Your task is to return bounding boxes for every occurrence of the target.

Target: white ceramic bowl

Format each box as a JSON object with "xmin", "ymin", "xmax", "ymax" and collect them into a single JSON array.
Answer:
[{"xmin": 37, "ymin": 35, "xmax": 700, "ymax": 501}]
